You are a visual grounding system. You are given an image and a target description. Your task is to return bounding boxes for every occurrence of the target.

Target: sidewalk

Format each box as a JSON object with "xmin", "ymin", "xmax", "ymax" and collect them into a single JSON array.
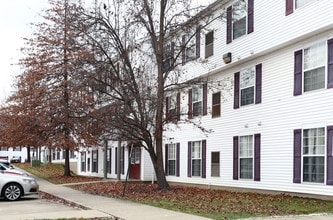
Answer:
[
  {"xmin": 34, "ymin": 177, "xmax": 333, "ymax": 220},
  {"xmin": 35, "ymin": 177, "xmax": 211, "ymax": 220}
]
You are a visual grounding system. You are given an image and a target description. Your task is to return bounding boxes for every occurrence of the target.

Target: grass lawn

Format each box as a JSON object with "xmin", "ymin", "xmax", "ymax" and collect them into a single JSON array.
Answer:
[{"xmin": 16, "ymin": 163, "xmax": 333, "ymax": 219}]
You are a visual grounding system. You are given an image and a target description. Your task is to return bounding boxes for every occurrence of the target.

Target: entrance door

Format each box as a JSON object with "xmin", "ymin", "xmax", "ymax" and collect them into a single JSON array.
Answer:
[{"xmin": 129, "ymin": 147, "xmax": 141, "ymax": 179}]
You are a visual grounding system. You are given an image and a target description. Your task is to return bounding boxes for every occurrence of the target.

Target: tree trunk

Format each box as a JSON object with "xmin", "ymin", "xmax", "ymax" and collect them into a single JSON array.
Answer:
[
  {"xmin": 64, "ymin": 148, "xmax": 71, "ymax": 176},
  {"xmin": 26, "ymin": 145, "xmax": 31, "ymax": 163}
]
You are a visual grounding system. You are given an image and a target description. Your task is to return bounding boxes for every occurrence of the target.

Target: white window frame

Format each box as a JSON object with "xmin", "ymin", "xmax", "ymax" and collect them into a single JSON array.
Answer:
[
  {"xmin": 302, "ymin": 127, "xmax": 325, "ymax": 183},
  {"xmin": 232, "ymin": 0, "xmax": 247, "ymax": 40},
  {"xmin": 192, "ymin": 86, "xmax": 203, "ymax": 117},
  {"xmin": 240, "ymin": 66, "xmax": 255, "ymax": 106},
  {"xmin": 167, "ymin": 144, "xmax": 176, "ymax": 176},
  {"xmin": 191, "ymin": 141, "xmax": 202, "ymax": 177},
  {"xmin": 239, "ymin": 135, "xmax": 253, "ymax": 179},
  {"xmin": 303, "ymin": 41, "xmax": 326, "ymax": 92}
]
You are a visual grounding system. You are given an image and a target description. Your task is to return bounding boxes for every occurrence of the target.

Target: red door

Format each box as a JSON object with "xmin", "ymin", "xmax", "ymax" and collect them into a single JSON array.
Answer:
[{"xmin": 129, "ymin": 147, "xmax": 141, "ymax": 179}]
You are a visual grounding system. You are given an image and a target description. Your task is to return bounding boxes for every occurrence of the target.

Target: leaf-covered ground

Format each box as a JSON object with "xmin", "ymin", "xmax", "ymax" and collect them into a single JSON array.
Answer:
[{"xmin": 16, "ymin": 163, "xmax": 333, "ymax": 219}]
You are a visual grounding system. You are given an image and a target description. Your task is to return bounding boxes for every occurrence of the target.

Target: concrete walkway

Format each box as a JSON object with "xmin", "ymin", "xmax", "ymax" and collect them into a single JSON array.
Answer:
[
  {"xmin": 35, "ymin": 177, "xmax": 211, "ymax": 220},
  {"xmin": 19, "ymin": 176, "xmax": 333, "ymax": 220}
]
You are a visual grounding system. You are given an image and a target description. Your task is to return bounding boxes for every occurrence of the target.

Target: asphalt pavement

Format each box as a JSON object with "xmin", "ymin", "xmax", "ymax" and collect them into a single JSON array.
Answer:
[{"xmin": 3, "ymin": 176, "xmax": 333, "ymax": 220}]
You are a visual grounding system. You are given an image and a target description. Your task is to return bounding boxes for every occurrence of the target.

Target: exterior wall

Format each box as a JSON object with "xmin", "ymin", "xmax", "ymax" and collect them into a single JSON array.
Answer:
[
  {"xmin": 163, "ymin": 0, "xmax": 333, "ymax": 196},
  {"xmin": 0, "ymin": 147, "xmax": 28, "ymax": 163},
  {"xmin": 77, "ymin": 140, "xmax": 153, "ymax": 181}
]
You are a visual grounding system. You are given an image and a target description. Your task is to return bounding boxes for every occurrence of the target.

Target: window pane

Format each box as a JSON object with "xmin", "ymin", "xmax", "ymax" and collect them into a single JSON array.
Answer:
[
  {"xmin": 304, "ymin": 42, "xmax": 325, "ymax": 70},
  {"xmin": 304, "ymin": 67, "xmax": 325, "ymax": 92},
  {"xmin": 240, "ymin": 158, "xmax": 253, "ymax": 179},
  {"xmin": 233, "ymin": 0, "xmax": 247, "ymax": 40},
  {"xmin": 192, "ymin": 159, "xmax": 201, "ymax": 176},
  {"xmin": 303, "ymin": 156, "xmax": 324, "ymax": 183},
  {"xmin": 168, "ymin": 160, "xmax": 176, "ymax": 176},
  {"xmin": 233, "ymin": 17, "xmax": 246, "ymax": 40},
  {"xmin": 240, "ymin": 136, "xmax": 253, "ymax": 157},
  {"xmin": 303, "ymin": 128, "xmax": 325, "ymax": 155},
  {"xmin": 211, "ymin": 152, "xmax": 220, "ymax": 177},
  {"xmin": 241, "ymin": 87, "xmax": 254, "ymax": 106},
  {"xmin": 193, "ymin": 101, "xmax": 202, "ymax": 116},
  {"xmin": 192, "ymin": 141, "xmax": 201, "ymax": 159}
]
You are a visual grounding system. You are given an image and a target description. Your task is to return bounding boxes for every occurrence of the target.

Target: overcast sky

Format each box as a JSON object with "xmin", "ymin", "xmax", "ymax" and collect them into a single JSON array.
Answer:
[{"xmin": 0, "ymin": 0, "xmax": 213, "ymax": 103}]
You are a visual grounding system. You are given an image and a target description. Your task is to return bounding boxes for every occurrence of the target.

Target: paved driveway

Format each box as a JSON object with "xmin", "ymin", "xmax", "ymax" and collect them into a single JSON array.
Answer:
[{"xmin": 0, "ymin": 194, "xmax": 111, "ymax": 220}]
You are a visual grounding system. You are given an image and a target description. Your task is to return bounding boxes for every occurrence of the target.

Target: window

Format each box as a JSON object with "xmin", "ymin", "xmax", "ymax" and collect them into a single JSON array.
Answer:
[
  {"xmin": 1, "ymin": 147, "xmax": 8, "ymax": 151},
  {"xmin": 188, "ymin": 140, "xmax": 206, "ymax": 178},
  {"xmin": 211, "ymin": 152, "xmax": 220, "ymax": 177},
  {"xmin": 182, "ymin": 27, "xmax": 200, "ymax": 64},
  {"xmin": 239, "ymin": 135, "xmax": 253, "ymax": 179},
  {"xmin": 166, "ymin": 93, "xmax": 180, "ymax": 122},
  {"xmin": 188, "ymin": 84, "xmax": 207, "ymax": 118},
  {"xmin": 167, "ymin": 144, "xmax": 176, "ymax": 176},
  {"xmin": 212, "ymin": 92, "xmax": 221, "ymax": 118},
  {"xmin": 303, "ymin": 128, "xmax": 325, "ymax": 183},
  {"xmin": 233, "ymin": 134, "xmax": 260, "ymax": 181},
  {"xmin": 227, "ymin": 0, "xmax": 254, "ymax": 44},
  {"xmin": 234, "ymin": 64, "xmax": 262, "ymax": 109},
  {"xmin": 205, "ymin": 31, "xmax": 214, "ymax": 58},
  {"xmin": 92, "ymin": 150, "xmax": 98, "ymax": 173},
  {"xmin": 163, "ymin": 43, "xmax": 174, "ymax": 73},
  {"xmin": 240, "ymin": 67, "xmax": 255, "ymax": 106},
  {"xmin": 303, "ymin": 42, "xmax": 326, "ymax": 92},
  {"xmin": 296, "ymin": 0, "xmax": 314, "ymax": 9},
  {"xmin": 13, "ymin": 146, "xmax": 21, "ymax": 151},
  {"xmin": 192, "ymin": 86, "xmax": 203, "ymax": 117},
  {"xmin": 232, "ymin": 1, "xmax": 247, "ymax": 40},
  {"xmin": 191, "ymin": 141, "xmax": 202, "ymax": 177},
  {"xmin": 294, "ymin": 39, "xmax": 333, "ymax": 96},
  {"xmin": 107, "ymin": 148, "xmax": 111, "ymax": 173},
  {"xmin": 81, "ymin": 152, "xmax": 86, "ymax": 172}
]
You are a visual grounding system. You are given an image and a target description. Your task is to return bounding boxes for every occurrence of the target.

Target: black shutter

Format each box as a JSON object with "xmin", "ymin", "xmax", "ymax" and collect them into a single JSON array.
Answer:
[
  {"xmin": 188, "ymin": 89, "xmax": 193, "ymax": 119},
  {"xmin": 226, "ymin": 6, "xmax": 232, "ymax": 44},
  {"xmin": 255, "ymin": 64, "xmax": 262, "ymax": 104},
  {"xmin": 293, "ymin": 129, "xmax": 302, "ymax": 183},
  {"xmin": 286, "ymin": 0, "xmax": 294, "ymax": 16},
  {"xmin": 233, "ymin": 136, "xmax": 239, "ymax": 180},
  {"xmin": 254, "ymin": 134, "xmax": 261, "ymax": 181},
  {"xmin": 327, "ymin": 126, "xmax": 333, "ymax": 185},
  {"xmin": 203, "ymin": 83, "xmax": 207, "ymax": 116},
  {"xmin": 247, "ymin": 0, "xmax": 254, "ymax": 34},
  {"xmin": 196, "ymin": 26, "xmax": 201, "ymax": 59},
  {"xmin": 234, "ymin": 72, "xmax": 240, "ymax": 109},
  {"xmin": 121, "ymin": 147, "xmax": 125, "ymax": 174},
  {"xmin": 202, "ymin": 140, "xmax": 206, "ymax": 178},
  {"xmin": 294, "ymin": 50, "xmax": 303, "ymax": 96},
  {"xmin": 171, "ymin": 42, "xmax": 175, "ymax": 70},
  {"xmin": 165, "ymin": 144, "xmax": 169, "ymax": 175},
  {"xmin": 327, "ymin": 38, "xmax": 333, "ymax": 88},
  {"xmin": 188, "ymin": 142, "xmax": 192, "ymax": 177},
  {"xmin": 176, "ymin": 143, "xmax": 180, "ymax": 177}
]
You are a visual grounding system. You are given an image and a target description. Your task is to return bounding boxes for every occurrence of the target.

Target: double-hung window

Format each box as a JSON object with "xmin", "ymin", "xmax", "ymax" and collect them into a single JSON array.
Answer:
[
  {"xmin": 191, "ymin": 141, "xmax": 202, "ymax": 177},
  {"xmin": 233, "ymin": 134, "xmax": 261, "ymax": 181},
  {"xmin": 212, "ymin": 92, "xmax": 221, "ymax": 118},
  {"xmin": 167, "ymin": 144, "xmax": 176, "ymax": 176},
  {"xmin": 240, "ymin": 67, "xmax": 255, "ymax": 106},
  {"xmin": 205, "ymin": 31, "xmax": 214, "ymax": 58},
  {"xmin": 163, "ymin": 43, "xmax": 174, "ymax": 73},
  {"xmin": 303, "ymin": 128, "xmax": 325, "ymax": 183},
  {"xmin": 188, "ymin": 140, "xmax": 207, "ymax": 178},
  {"xmin": 234, "ymin": 64, "xmax": 262, "ymax": 108},
  {"xmin": 232, "ymin": 0, "xmax": 247, "ymax": 40},
  {"xmin": 239, "ymin": 135, "xmax": 253, "ymax": 179},
  {"xmin": 303, "ymin": 42, "xmax": 326, "ymax": 92},
  {"xmin": 192, "ymin": 86, "xmax": 203, "ymax": 117},
  {"xmin": 294, "ymin": 39, "xmax": 333, "ymax": 95},
  {"xmin": 226, "ymin": 0, "xmax": 254, "ymax": 44},
  {"xmin": 182, "ymin": 27, "xmax": 201, "ymax": 64},
  {"xmin": 167, "ymin": 94, "xmax": 177, "ymax": 120},
  {"xmin": 286, "ymin": 0, "xmax": 315, "ymax": 15}
]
